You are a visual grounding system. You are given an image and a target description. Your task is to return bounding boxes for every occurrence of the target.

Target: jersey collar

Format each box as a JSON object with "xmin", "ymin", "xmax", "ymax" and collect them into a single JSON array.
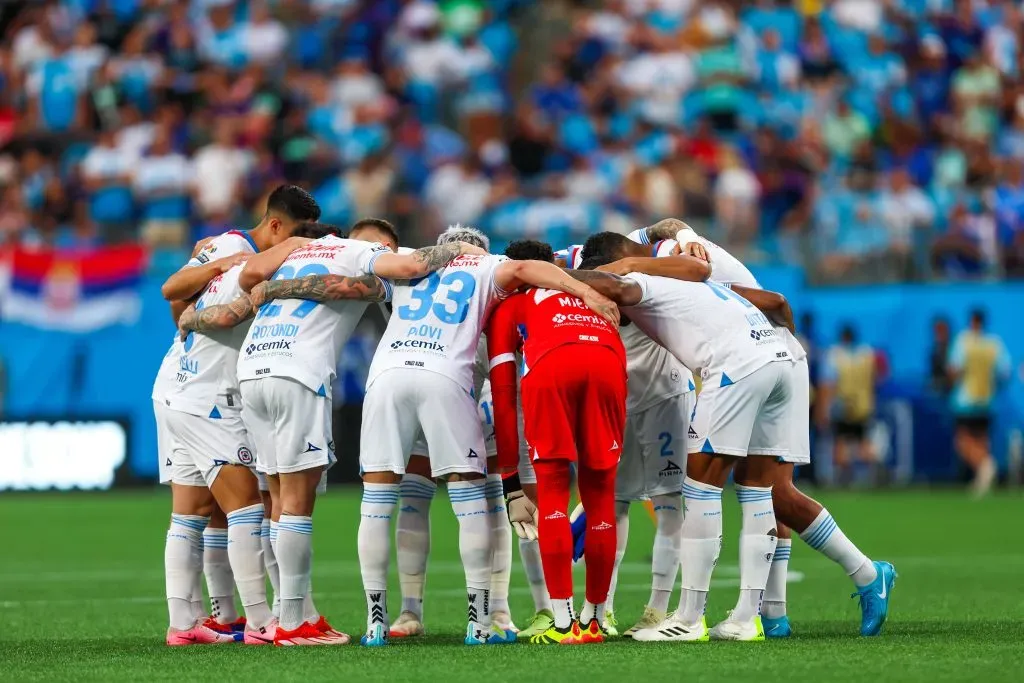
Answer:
[{"xmin": 228, "ymin": 229, "xmax": 260, "ymax": 253}]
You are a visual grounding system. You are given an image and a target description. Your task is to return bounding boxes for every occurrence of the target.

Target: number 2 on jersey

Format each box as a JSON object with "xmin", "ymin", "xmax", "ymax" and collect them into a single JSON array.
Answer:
[
  {"xmin": 397, "ymin": 271, "xmax": 477, "ymax": 324},
  {"xmin": 255, "ymin": 264, "xmax": 330, "ymax": 320},
  {"xmin": 704, "ymin": 281, "xmax": 753, "ymax": 308}
]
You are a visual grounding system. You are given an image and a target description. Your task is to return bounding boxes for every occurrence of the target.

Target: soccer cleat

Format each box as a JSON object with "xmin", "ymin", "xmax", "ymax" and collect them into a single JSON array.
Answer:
[
  {"xmin": 570, "ymin": 618, "xmax": 604, "ymax": 644},
  {"xmin": 762, "ymin": 615, "xmax": 792, "ymax": 638},
  {"xmin": 166, "ymin": 623, "xmax": 237, "ymax": 646},
  {"xmin": 853, "ymin": 560, "xmax": 897, "ymax": 636},
  {"xmin": 601, "ymin": 610, "xmax": 619, "ymax": 637},
  {"xmin": 632, "ymin": 614, "xmax": 709, "ymax": 642},
  {"xmin": 243, "ymin": 619, "xmax": 278, "ymax": 645},
  {"xmin": 389, "ymin": 611, "xmax": 425, "ymax": 638},
  {"xmin": 527, "ymin": 623, "xmax": 575, "ymax": 645},
  {"xmin": 492, "ymin": 610, "xmax": 518, "ymax": 633},
  {"xmin": 360, "ymin": 623, "xmax": 388, "ymax": 647},
  {"xmin": 202, "ymin": 616, "xmax": 245, "ymax": 642},
  {"xmin": 465, "ymin": 622, "xmax": 490, "ymax": 645},
  {"xmin": 517, "ymin": 609, "xmax": 555, "ymax": 638},
  {"xmin": 709, "ymin": 615, "xmax": 764, "ymax": 641},
  {"xmin": 623, "ymin": 607, "xmax": 667, "ymax": 638},
  {"xmin": 313, "ymin": 616, "xmax": 351, "ymax": 643},
  {"xmin": 486, "ymin": 622, "xmax": 518, "ymax": 644},
  {"xmin": 276, "ymin": 621, "xmax": 347, "ymax": 646}
]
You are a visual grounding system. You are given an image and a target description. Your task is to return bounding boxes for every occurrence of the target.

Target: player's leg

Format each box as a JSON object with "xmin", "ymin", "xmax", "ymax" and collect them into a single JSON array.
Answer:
[
  {"xmin": 258, "ymin": 483, "xmax": 280, "ymax": 618},
  {"xmin": 358, "ymin": 372, "xmax": 417, "ymax": 646},
  {"xmin": 607, "ymin": 417, "xmax": 640, "ymax": 636},
  {"xmin": 392, "ymin": 451, "xmax": 434, "ymax": 637},
  {"xmin": 203, "ymin": 502, "xmax": 242, "ymax": 633},
  {"xmin": 516, "ymin": 461, "xmax": 555, "ymax": 638},
  {"xmin": 763, "ymin": 521, "xmax": 792, "ymax": 635}
]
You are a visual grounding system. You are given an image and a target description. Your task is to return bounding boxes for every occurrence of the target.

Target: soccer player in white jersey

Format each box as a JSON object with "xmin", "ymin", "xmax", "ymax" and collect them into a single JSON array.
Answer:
[
  {"xmin": 356, "ymin": 225, "xmax": 618, "ymax": 647},
  {"xmin": 622, "ymin": 219, "xmax": 897, "ymax": 637},
  {"xmin": 156, "ymin": 186, "xmax": 321, "ymax": 646},
  {"xmin": 571, "ymin": 237, "xmax": 797, "ymax": 642}
]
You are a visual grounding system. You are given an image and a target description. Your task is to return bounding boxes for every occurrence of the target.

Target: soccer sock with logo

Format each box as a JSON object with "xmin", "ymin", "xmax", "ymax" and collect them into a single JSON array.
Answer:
[
  {"xmin": 486, "ymin": 474, "xmax": 513, "ymax": 617},
  {"xmin": 732, "ymin": 484, "xmax": 778, "ymax": 622},
  {"xmin": 359, "ymin": 483, "xmax": 400, "ymax": 633},
  {"xmin": 650, "ymin": 493, "xmax": 683, "ymax": 613},
  {"xmin": 534, "ymin": 460, "xmax": 574, "ymax": 628},
  {"xmin": 396, "ymin": 474, "xmax": 435, "ymax": 619},
  {"xmin": 578, "ymin": 465, "xmax": 617, "ymax": 621},
  {"xmin": 277, "ymin": 514, "xmax": 314, "ymax": 631},
  {"xmin": 677, "ymin": 478, "xmax": 723, "ymax": 624},
  {"xmin": 226, "ymin": 504, "xmax": 274, "ymax": 629},
  {"xmin": 518, "ymin": 538, "xmax": 552, "ymax": 613},
  {"xmin": 165, "ymin": 514, "xmax": 208, "ymax": 630},
  {"xmin": 202, "ymin": 527, "xmax": 239, "ymax": 624},
  {"xmin": 799, "ymin": 508, "xmax": 877, "ymax": 587},
  {"xmin": 260, "ymin": 518, "xmax": 281, "ymax": 617},
  {"xmin": 448, "ymin": 479, "xmax": 493, "ymax": 627},
  {"xmin": 763, "ymin": 537, "xmax": 791, "ymax": 619},
  {"xmin": 606, "ymin": 500, "xmax": 630, "ymax": 614}
]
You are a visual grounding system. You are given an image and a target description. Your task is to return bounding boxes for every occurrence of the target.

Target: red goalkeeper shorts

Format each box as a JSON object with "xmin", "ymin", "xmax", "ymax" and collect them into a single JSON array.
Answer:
[{"xmin": 521, "ymin": 344, "xmax": 627, "ymax": 471}]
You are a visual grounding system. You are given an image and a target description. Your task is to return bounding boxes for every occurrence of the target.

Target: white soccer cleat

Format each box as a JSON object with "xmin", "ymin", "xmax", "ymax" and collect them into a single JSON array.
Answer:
[
  {"xmin": 632, "ymin": 614, "xmax": 709, "ymax": 642},
  {"xmin": 389, "ymin": 610, "xmax": 425, "ymax": 638},
  {"xmin": 623, "ymin": 607, "xmax": 668, "ymax": 638},
  {"xmin": 709, "ymin": 615, "xmax": 765, "ymax": 641},
  {"xmin": 492, "ymin": 610, "xmax": 518, "ymax": 633}
]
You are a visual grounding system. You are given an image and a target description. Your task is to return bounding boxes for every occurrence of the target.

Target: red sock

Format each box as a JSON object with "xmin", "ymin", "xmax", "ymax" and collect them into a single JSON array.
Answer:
[
  {"xmin": 578, "ymin": 464, "xmax": 617, "ymax": 605},
  {"xmin": 534, "ymin": 459, "xmax": 573, "ymax": 600}
]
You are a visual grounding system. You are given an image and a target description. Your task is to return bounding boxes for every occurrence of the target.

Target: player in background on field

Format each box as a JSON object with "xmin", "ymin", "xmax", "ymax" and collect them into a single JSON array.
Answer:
[
  {"xmin": 610, "ymin": 219, "xmax": 897, "ymax": 638},
  {"xmin": 486, "ymin": 239, "xmax": 627, "ymax": 645},
  {"xmin": 357, "ymin": 225, "xmax": 618, "ymax": 647},
  {"xmin": 558, "ymin": 239, "xmax": 700, "ymax": 638},
  {"xmin": 157, "ymin": 186, "xmax": 321, "ymax": 646}
]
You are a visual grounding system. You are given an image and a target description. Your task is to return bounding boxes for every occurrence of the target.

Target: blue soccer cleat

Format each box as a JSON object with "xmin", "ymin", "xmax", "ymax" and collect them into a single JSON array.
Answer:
[
  {"xmin": 852, "ymin": 560, "xmax": 897, "ymax": 636},
  {"xmin": 762, "ymin": 615, "xmax": 792, "ymax": 639},
  {"xmin": 486, "ymin": 623, "xmax": 518, "ymax": 644},
  {"xmin": 465, "ymin": 622, "xmax": 490, "ymax": 645},
  {"xmin": 360, "ymin": 623, "xmax": 388, "ymax": 647}
]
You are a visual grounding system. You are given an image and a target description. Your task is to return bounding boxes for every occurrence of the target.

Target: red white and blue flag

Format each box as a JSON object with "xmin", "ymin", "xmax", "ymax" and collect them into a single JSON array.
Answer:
[{"xmin": 0, "ymin": 245, "xmax": 146, "ymax": 331}]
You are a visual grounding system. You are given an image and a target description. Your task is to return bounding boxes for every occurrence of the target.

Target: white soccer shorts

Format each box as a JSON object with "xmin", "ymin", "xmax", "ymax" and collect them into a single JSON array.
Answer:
[
  {"xmin": 617, "ymin": 392, "xmax": 692, "ymax": 500},
  {"xmin": 409, "ymin": 383, "xmax": 500, "ymax": 461},
  {"xmin": 163, "ymin": 407, "xmax": 256, "ymax": 487},
  {"xmin": 240, "ymin": 377, "xmax": 335, "ymax": 478},
  {"xmin": 361, "ymin": 368, "xmax": 487, "ymax": 479},
  {"xmin": 779, "ymin": 356, "xmax": 811, "ymax": 465},
  {"xmin": 154, "ymin": 400, "xmax": 181, "ymax": 486},
  {"xmin": 687, "ymin": 360, "xmax": 795, "ymax": 459}
]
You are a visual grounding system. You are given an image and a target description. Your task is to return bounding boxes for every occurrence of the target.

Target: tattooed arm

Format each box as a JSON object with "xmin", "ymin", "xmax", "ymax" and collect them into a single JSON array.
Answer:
[
  {"xmin": 369, "ymin": 241, "xmax": 485, "ymax": 281},
  {"xmin": 177, "ymin": 294, "xmax": 255, "ymax": 340},
  {"xmin": 249, "ymin": 273, "xmax": 389, "ymax": 311},
  {"xmin": 494, "ymin": 259, "xmax": 621, "ymax": 326}
]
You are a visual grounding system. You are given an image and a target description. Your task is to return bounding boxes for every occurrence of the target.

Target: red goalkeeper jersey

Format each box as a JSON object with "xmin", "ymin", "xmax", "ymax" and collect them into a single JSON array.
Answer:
[{"xmin": 486, "ymin": 288, "xmax": 625, "ymax": 470}]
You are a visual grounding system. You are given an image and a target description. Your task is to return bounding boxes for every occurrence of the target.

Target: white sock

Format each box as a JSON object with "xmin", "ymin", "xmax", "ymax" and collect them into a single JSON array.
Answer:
[
  {"xmin": 650, "ymin": 493, "xmax": 683, "ymax": 613},
  {"xmin": 226, "ymin": 504, "xmax": 273, "ymax": 629},
  {"xmin": 303, "ymin": 581, "xmax": 320, "ymax": 624},
  {"xmin": 580, "ymin": 599, "xmax": 604, "ymax": 624},
  {"xmin": 190, "ymin": 539, "xmax": 205, "ymax": 621},
  {"xmin": 261, "ymin": 519, "xmax": 280, "ymax": 617},
  {"xmin": 677, "ymin": 478, "xmax": 723, "ymax": 624},
  {"xmin": 396, "ymin": 474, "xmax": 434, "ymax": 619},
  {"xmin": 359, "ymin": 483, "xmax": 399, "ymax": 632},
  {"xmin": 276, "ymin": 514, "xmax": 313, "ymax": 631},
  {"xmin": 799, "ymin": 508, "xmax": 877, "ymax": 586},
  {"xmin": 202, "ymin": 527, "xmax": 238, "ymax": 623},
  {"xmin": 607, "ymin": 500, "xmax": 629, "ymax": 614},
  {"xmin": 165, "ymin": 514, "xmax": 208, "ymax": 630},
  {"xmin": 552, "ymin": 596, "xmax": 575, "ymax": 629},
  {"xmin": 486, "ymin": 474, "xmax": 513, "ymax": 616},
  {"xmin": 449, "ymin": 480, "xmax": 492, "ymax": 627},
  {"xmin": 518, "ymin": 538, "xmax": 551, "ymax": 613},
  {"xmin": 732, "ymin": 484, "xmax": 777, "ymax": 622},
  {"xmin": 763, "ymin": 538, "xmax": 791, "ymax": 619}
]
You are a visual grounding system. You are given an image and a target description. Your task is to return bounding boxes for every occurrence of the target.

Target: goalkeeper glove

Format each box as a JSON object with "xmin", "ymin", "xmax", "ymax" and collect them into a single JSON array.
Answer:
[{"xmin": 506, "ymin": 490, "xmax": 538, "ymax": 541}]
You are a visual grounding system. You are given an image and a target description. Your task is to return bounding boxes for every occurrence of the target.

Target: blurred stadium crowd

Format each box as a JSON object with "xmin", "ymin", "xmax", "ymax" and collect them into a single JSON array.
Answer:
[{"xmin": 2, "ymin": 0, "xmax": 1024, "ymax": 283}]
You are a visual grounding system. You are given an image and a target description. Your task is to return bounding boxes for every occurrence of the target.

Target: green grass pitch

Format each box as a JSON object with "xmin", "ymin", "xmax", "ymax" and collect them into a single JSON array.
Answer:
[{"xmin": 1, "ymin": 488, "xmax": 1023, "ymax": 682}]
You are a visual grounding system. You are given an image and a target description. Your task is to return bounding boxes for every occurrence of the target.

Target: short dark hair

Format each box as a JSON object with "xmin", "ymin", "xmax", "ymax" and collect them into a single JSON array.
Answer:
[
  {"xmin": 970, "ymin": 308, "xmax": 986, "ymax": 327},
  {"xmin": 581, "ymin": 232, "xmax": 631, "ymax": 264},
  {"xmin": 505, "ymin": 239, "xmax": 554, "ymax": 263},
  {"xmin": 349, "ymin": 217, "xmax": 400, "ymax": 246},
  {"xmin": 840, "ymin": 324, "xmax": 857, "ymax": 343},
  {"xmin": 265, "ymin": 185, "xmax": 321, "ymax": 222},
  {"xmin": 293, "ymin": 222, "xmax": 342, "ymax": 239},
  {"xmin": 579, "ymin": 255, "xmax": 614, "ymax": 271}
]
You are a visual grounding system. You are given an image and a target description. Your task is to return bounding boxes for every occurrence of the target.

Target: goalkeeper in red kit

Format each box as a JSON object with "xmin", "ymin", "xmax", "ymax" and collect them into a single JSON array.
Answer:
[{"xmin": 487, "ymin": 240, "xmax": 627, "ymax": 645}]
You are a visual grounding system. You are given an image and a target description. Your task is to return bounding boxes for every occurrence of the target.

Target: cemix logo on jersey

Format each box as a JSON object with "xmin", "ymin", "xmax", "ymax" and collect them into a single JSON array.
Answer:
[
  {"xmin": 393, "ymin": 324, "xmax": 446, "ymax": 353},
  {"xmin": 245, "ymin": 340, "xmax": 294, "ymax": 355},
  {"xmin": 550, "ymin": 312, "xmax": 608, "ymax": 327},
  {"xmin": 250, "ymin": 323, "xmax": 300, "ymax": 340},
  {"xmin": 749, "ymin": 328, "xmax": 778, "ymax": 345}
]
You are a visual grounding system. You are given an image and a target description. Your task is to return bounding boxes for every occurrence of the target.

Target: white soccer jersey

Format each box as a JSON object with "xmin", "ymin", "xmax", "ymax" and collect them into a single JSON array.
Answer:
[
  {"xmin": 367, "ymin": 254, "xmax": 510, "ymax": 393},
  {"xmin": 621, "ymin": 321, "xmax": 694, "ymax": 414},
  {"xmin": 151, "ymin": 333, "xmax": 182, "ymax": 402},
  {"xmin": 623, "ymin": 273, "xmax": 790, "ymax": 389},
  {"xmin": 628, "ymin": 227, "xmax": 807, "ymax": 362},
  {"xmin": 237, "ymin": 235, "xmax": 392, "ymax": 394}
]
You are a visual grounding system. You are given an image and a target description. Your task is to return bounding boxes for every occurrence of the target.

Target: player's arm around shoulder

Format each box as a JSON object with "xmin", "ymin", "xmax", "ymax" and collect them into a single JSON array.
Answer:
[
  {"xmin": 596, "ymin": 253, "xmax": 710, "ymax": 282},
  {"xmin": 238, "ymin": 236, "xmax": 313, "ymax": 292},
  {"xmin": 496, "ymin": 259, "xmax": 620, "ymax": 326},
  {"xmin": 177, "ymin": 293, "xmax": 255, "ymax": 340},
  {"xmin": 565, "ymin": 268, "xmax": 644, "ymax": 307},
  {"xmin": 731, "ymin": 284, "xmax": 794, "ymax": 332},
  {"xmin": 370, "ymin": 241, "xmax": 486, "ymax": 281},
  {"xmin": 161, "ymin": 242, "xmax": 252, "ymax": 301},
  {"xmin": 248, "ymin": 272, "xmax": 392, "ymax": 312}
]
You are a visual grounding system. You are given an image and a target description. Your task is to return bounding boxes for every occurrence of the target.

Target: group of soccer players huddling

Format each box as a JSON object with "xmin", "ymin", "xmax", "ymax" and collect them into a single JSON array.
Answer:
[{"xmin": 154, "ymin": 184, "xmax": 896, "ymax": 648}]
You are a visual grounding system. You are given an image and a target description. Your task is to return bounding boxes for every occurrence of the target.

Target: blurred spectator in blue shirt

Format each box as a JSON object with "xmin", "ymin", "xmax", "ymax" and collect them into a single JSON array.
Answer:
[
  {"xmin": 132, "ymin": 129, "xmax": 191, "ymax": 247},
  {"xmin": 80, "ymin": 129, "xmax": 135, "ymax": 237},
  {"xmin": 931, "ymin": 202, "xmax": 998, "ymax": 277}
]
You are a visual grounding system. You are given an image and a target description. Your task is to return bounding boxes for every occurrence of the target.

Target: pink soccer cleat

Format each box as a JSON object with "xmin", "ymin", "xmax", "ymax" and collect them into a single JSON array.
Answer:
[
  {"xmin": 275, "ymin": 621, "xmax": 350, "ymax": 646},
  {"xmin": 166, "ymin": 623, "xmax": 237, "ymax": 646},
  {"xmin": 243, "ymin": 618, "xmax": 278, "ymax": 645}
]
